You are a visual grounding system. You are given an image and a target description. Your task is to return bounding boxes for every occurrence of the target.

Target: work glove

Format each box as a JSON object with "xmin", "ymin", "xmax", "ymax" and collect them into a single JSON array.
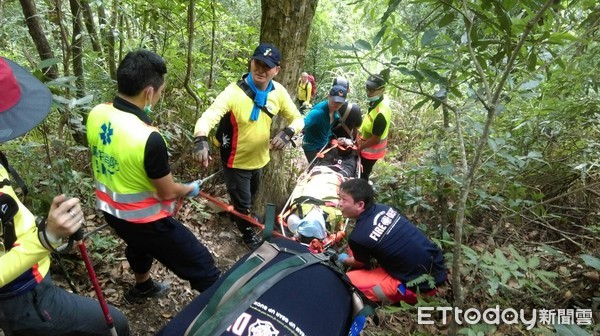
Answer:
[
  {"xmin": 270, "ymin": 127, "xmax": 295, "ymax": 150},
  {"xmin": 192, "ymin": 136, "xmax": 210, "ymax": 165},
  {"xmin": 186, "ymin": 181, "xmax": 201, "ymax": 198},
  {"xmin": 338, "ymin": 253, "xmax": 349, "ymax": 264}
]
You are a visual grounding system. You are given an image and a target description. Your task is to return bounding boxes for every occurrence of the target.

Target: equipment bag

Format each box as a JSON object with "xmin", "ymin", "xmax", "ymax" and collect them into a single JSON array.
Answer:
[
  {"xmin": 183, "ymin": 204, "xmax": 375, "ymax": 336},
  {"xmin": 308, "ymin": 74, "xmax": 317, "ymax": 99}
]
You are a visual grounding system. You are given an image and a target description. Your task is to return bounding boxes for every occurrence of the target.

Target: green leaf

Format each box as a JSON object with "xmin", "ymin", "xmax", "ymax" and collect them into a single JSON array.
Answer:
[
  {"xmin": 70, "ymin": 95, "xmax": 94, "ymax": 108},
  {"xmin": 373, "ymin": 26, "xmax": 387, "ymax": 47},
  {"xmin": 580, "ymin": 254, "xmax": 600, "ymax": 271},
  {"xmin": 554, "ymin": 323, "xmax": 591, "ymax": 336},
  {"xmin": 398, "ymin": 67, "xmax": 424, "ymax": 81},
  {"xmin": 527, "ymin": 52, "xmax": 537, "ymax": 71},
  {"xmin": 449, "ymin": 86, "xmax": 463, "ymax": 98},
  {"xmin": 328, "ymin": 44, "xmax": 358, "ymax": 51},
  {"xmin": 380, "ymin": 0, "xmax": 401, "ymax": 25},
  {"xmin": 438, "ymin": 12, "xmax": 456, "ymax": 28},
  {"xmin": 421, "ymin": 29, "xmax": 438, "ymax": 47},
  {"xmin": 547, "ymin": 32, "xmax": 579, "ymax": 44},
  {"xmin": 519, "ymin": 80, "xmax": 541, "ymax": 91},
  {"xmin": 493, "ymin": 2, "xmax": 512, "ymax": 37},
  {"xmin": 528, "ymin": 257, "xmax": 540, "ymax": 268},
  {"xmin": 355, "ymin": 39, "xmax": 372, "ymax": 50},
  {"xmin": 411, "ymin": 98, "xmax": 430, "ymax": 111},
  {"xmin": 37, "ymin": 57, "xmax": 61, "ymax": 69},
  {"xmin": 536, "ymin": 270, "xmax": 559, "ymax": 290},
  {"xmin": 421, "ymin": 69, "xmax": 447, "ymax": 85}
]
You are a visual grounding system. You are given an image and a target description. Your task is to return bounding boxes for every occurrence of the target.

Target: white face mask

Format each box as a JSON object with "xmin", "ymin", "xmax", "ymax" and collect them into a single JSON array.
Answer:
[{"xmin": 366, "ymin": 95, "xmax": 381, "ymax": 102}]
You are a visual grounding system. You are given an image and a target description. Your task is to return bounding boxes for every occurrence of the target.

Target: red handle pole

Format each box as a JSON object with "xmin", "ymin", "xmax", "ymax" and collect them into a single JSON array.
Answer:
[
  {"xmin": 199, "ymin": 191, "xmax": 286, "ymax": 238},
  {"xmin": 78, "ymin": 241, "xmax": 118, "ymax": 336}
]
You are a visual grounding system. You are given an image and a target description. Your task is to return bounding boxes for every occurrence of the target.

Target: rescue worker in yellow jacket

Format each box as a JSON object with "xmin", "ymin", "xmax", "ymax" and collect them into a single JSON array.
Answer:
[
  {"xmin": 358, "ymin": 73, "xmax": 392, "ymax": 182},
  {"xmin": 0, "ymin": 57, "xmax": 129, "ymax": 335},
  {"xmin": 87, "ymin": 50, "xmax": 220, "ymax": 304},
  {"xmin": 192, "ymin": 43, "xmax": 304, "ymax": 249}
]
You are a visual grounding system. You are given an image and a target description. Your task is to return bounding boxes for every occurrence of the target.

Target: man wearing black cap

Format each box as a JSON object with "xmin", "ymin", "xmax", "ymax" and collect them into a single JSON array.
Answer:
[
  {"xmin": 302, "ymin": 84, "xmax": 347, "ymax": 163},
  {"xmin": 192, "ymin": 43, "xmax": 304, "ymax": 249},
  {"xmin": 0, "ymin": 57, "xmax": 130, "ymax": 335},
  {"xmin": 358, "ymin": 73, "xmax": 392, "ymax": 181},
  {"xmin": 331, "ymin": 76, "xmax": 362, "ymax": 140}
]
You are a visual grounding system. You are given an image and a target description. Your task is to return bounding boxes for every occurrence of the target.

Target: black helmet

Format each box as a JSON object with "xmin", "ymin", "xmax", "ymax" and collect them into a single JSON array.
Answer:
[{"xmin": 365, "ymin": 74, "xmax": 386, "ymax": 90}]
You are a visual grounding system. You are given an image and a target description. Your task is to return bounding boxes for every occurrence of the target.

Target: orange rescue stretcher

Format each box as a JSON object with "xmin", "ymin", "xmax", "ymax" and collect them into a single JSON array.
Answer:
[{"xmin": 277, "ymin": 138, "xmax": 360, "ymax": 253}]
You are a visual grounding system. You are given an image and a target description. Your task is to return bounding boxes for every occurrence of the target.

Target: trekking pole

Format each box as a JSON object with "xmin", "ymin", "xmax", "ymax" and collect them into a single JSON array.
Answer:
[
  {"xmin": 173, "ymin": 170, "xmax": 223, "ymax": 217},
  {"xmin": 64, "ymin": 228, "xmax": 118, "ymax": 336}
]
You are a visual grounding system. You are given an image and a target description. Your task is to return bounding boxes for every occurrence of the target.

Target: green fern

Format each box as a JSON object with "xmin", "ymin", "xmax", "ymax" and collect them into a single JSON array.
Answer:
[{"xmin": 406, "ymin": 273, "xmax": 436, "ymax": 290}]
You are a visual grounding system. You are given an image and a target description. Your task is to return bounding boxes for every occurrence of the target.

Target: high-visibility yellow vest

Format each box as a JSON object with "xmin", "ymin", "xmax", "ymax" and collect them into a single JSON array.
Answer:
[
  {"xmin": 86, "ymin": 103, "xmax": 175, "ymax": 223},
  {"xmin": 360, "ymin": 96, "xmax": 391, "ymax": 160}
]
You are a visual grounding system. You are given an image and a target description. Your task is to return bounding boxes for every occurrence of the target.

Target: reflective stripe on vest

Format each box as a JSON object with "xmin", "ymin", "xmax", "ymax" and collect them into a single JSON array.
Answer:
[
  {"xmin": 359, "ymin": 97, "xmax": 391, "ymax": 160},
  {"xmin": 361, "ymin": 138, "xmax": 388, "ymax": 160},
  {"xmin": 371, "ymin": 285, "xmax": 390, "ymax": 303},
  {"xmin": 95, "ymin": 181, "xmax": 175, "ymax": 223},
  {"xmin": 87, "ymin": 104, "xmax": 173, "ymax": 223}
]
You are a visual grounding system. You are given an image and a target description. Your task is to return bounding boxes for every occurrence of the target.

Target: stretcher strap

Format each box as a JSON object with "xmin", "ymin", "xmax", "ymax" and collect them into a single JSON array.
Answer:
[{"xmin": 261, "ymin": 203, "xmax": 276, "ymax": 241}]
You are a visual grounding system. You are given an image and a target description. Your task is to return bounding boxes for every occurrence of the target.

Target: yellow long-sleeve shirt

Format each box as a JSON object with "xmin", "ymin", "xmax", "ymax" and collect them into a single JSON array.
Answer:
[
  {"xmin": 0, "ymin": 164, "xmax": 50, "ymax": 296},
  {"xmin": 194, "ymin": 76, "xmax": 304, "ymax": 170}
]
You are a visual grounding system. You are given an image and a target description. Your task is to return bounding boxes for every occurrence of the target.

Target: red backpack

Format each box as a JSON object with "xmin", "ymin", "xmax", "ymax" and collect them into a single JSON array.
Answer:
[{"xmin": 307, "ymin": 74, "xmax": 317, "ymax": 99}]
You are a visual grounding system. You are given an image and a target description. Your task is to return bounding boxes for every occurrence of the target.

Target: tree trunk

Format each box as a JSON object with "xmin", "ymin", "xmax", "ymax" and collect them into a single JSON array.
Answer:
[
  {"xmin": 80, "ymin": 0, "xmax": 102, "ymax": 54},
  {"xmin": 254, "ymin": 0, "xmax": 318, "ymax": 213},
  {"xmin": 69, "ymin": 0, "xmax": 85, "ymax": 95},
  {"xmin": 103, "ymin": 0, "xmax": 118, "ymax": 79},
  {"xmin": 49, "ymin": 0, "xmax": 71, "ymax": 76},
  {"xmin": 19, "ymin": 0, "xmax": 58, "ymax": 79},
  {"xmin": 97, "ymin": 3, "xmax": 115, "ymax": 79}
]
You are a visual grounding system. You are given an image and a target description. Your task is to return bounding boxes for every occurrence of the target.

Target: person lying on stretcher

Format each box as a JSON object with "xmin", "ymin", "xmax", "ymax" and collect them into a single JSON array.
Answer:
[{"xmin": 283, "ymin": 138, "xmax": 358, "ymax": 248}]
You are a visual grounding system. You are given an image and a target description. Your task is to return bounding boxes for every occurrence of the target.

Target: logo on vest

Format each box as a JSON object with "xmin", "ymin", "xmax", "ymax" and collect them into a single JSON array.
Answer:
[
  {"xmin": 100, "ymin": 122, "xmax": 114, "ymax": 145},
  {"xmin": 369, "ymin": 208, "xmax": 398, "ymax": 242},
  {"xmin": 249, "ymin": 319, "xmax": 279, "ymax": 336}
]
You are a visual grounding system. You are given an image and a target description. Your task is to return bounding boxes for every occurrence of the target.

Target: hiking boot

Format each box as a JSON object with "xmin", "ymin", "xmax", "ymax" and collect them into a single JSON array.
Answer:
[
  {"xmin": 242, "ymin": 233, "xmax": 261, "ymax": 250},
  {"xmin": 123, "ymin": 281, "xmax": 170, "ymax": 304}
]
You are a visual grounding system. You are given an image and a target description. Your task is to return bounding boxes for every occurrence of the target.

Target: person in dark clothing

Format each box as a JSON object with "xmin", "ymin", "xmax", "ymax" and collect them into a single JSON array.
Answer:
[{"xmin": 337, "ymin": 179, "xmax": 447, "ymax": 304}]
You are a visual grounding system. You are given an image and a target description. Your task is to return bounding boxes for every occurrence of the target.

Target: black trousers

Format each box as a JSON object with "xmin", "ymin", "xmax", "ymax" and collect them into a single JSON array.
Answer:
[
  {"xmin": 222, "ymin": 163, "xmax": 262, "ymax": 236},
  {"xmin": 360, "ymin": 157, "xmax": 378, "ymax": 181},
  {"xmin": 105, "ymin": 213, "xmax": 220, "ymax": 291}
]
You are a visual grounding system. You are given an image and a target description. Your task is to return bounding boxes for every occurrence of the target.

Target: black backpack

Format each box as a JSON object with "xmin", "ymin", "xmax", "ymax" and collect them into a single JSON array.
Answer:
[{"xmin": 174, "ymin": 204, "xmax": 376, "ymax": 336}]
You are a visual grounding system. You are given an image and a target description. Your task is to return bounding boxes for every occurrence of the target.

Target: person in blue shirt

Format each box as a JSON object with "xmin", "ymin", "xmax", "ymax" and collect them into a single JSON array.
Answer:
[
  {"xmin": 337, "ymin": 178, "xmax": 447, "ymax": 304},
  {"xmin": 331, "ymin": 76, "xmax": 362, "ymax": 141},
  {"xmin": 301, "ymin": 85, "xmax": 347, "ymax": 163}
]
